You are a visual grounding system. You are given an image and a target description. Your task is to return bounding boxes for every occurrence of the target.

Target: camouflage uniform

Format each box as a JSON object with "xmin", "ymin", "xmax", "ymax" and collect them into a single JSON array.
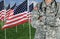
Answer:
[{"xmin": 31, "ymin": 0, "xmax": 60, "ymax": 39}]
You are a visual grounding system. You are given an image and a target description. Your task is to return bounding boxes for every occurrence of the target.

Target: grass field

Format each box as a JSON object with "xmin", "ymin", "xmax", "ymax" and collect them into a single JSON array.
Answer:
[{"xmin": 0, "ymin": 21, "xmax": 36, "ymax": 39}]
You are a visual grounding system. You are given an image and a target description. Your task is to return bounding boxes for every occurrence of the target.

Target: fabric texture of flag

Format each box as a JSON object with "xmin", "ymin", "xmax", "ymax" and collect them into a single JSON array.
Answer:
[
  {"xmin": 14, "ymin": 0, "xmax": 27, "ymax": 15},
  {"xmin": 29, "ymin": 3, "xmax": 33, "ymax": 12},
  {"xmin": 6, "ymin": 3, "xmax": 16, "ymax": 20},
  {"xmin": 2, "ymin": 0, "xmax": 28, "ymax": 30},
  {"xmin": 0, "ymin": 10, "xmax": 6, "ymax": 21},
  {"xmin": 2, "ymin": 12, "xmax": 29, "ymax": 30},
  {"xmin": 0, "ymin": 0, "xmax": 4, "ymax": 11},
  {"xmin": 6, "ymin": 9, "xmax": 14, "ymax": 20},
  {"xmin": 0, "ymin": 0, "xmax": 4, "ymax": 21}
]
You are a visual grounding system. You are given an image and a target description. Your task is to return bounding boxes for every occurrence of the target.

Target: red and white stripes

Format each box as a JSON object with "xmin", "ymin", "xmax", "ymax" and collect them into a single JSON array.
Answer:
[
  {"xmin": 0, "ymin": 9, "xmax": 14, "ymax": 21},
  {"xmin": 6, "ymin": 9, "xmax": 14, "ymax": 20},
  {"xmin": 2, "ymin": 11, "xmax": 31, "ymax": 30},
  {"xmin": 0, "ymin": 10, "xmax": 6, "ymax": 21}
]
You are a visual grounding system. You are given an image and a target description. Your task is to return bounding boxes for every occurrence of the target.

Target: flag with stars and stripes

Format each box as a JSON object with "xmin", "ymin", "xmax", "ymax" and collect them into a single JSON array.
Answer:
[
  {"xmin": 29, "ymin": 3, "xmax": 33, "ymax": 12},
  {"xmin": 14, "ymin": 0, "xmax": 27, "ymax": 15},
  {"xmin": 2, "ymin": 0, "xmax": 28, "ymax": 30},
  {"xmin": 6, "ymin": 3, "xmax": 16, "ymax": 20}
]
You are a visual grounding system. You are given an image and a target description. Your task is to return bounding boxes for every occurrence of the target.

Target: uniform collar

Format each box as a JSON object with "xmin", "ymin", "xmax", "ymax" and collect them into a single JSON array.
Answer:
[{"xmin": 42, "ymin": 1, "xmax": 56, "ymax": 7}]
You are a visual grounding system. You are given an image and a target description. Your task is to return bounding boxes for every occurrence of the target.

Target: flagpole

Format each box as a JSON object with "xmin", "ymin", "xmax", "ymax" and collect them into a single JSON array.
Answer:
[
  {"xmin": 3, "ymin": 0, "xmax": 7, "ymax": 39},
  {"xmin": 23, "ymin": 23, "xmax": 24, "ymax": 29},
  {"xmin": 14, "ymin": 2, "xmax": 17, "ymax": 33},
  {"xmin": 28, "ymin": 0, "xmax": 31, "ymax": 39},
  {"xmin": 16, "ymin": 26, "xmax": 17, "ymax": 32},
  {"xmin": 4, "ymin": 9, "xmax": 7, "ymax": 39},
  {"xmin": 5, "ymin": 29, "xmax": 6, "ymax": 39},
  {"xmin": 4, "ymin": 11, "xmax": 7, "ymax": 39}
]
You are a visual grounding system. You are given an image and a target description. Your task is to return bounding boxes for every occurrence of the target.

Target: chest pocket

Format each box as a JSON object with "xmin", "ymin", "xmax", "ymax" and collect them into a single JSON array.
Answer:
[{"xmin": 45, "ymin": 12, "xmax": 58, "ymax": 26}]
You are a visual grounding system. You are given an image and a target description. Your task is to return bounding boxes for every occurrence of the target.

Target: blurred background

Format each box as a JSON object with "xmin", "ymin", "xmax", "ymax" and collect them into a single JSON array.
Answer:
[{"xmin": 0, "ymin": 0, "xmax": 60, "ymax": 39}]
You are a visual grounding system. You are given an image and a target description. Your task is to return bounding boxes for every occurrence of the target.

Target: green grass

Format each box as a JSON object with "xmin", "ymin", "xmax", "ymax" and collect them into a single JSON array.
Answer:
[{"xmin": 0, "ymin": 21, "xmax": 36, "ymax": 39}]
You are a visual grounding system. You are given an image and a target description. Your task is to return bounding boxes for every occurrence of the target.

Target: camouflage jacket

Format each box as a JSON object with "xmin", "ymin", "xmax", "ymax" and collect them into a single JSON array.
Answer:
[{"xmin": 31, "ymin": 1, "xmax": 60, "ymax": 29}]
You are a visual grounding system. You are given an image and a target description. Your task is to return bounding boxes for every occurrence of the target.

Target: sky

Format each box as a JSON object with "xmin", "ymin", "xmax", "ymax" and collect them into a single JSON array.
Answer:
[
  {"xmin": 5, "ymin": 0, "xmax": 25, "ymax": 8},
  {"xmin": 0, "ymin": 0, "xmax": 60, "ymax": 8}
]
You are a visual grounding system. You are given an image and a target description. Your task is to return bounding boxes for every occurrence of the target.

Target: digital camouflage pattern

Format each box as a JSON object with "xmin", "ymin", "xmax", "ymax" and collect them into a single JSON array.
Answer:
[{"xmin": 31, "ymin": 0, "xmax": 60, "ymax": 39}]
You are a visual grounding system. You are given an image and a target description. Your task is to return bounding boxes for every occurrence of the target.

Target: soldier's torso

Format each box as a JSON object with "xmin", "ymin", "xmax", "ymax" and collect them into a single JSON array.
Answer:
[
  {"xmin": 38, "ymin": 1, "xmax": 59, "ymax": 26},
  {"xmin": 45, "ymin": 6, "xmax": 57, "ymax": 25},
  {"xmin": 31, "ymin": 1, "xmax": 60, "ymax": 39}
]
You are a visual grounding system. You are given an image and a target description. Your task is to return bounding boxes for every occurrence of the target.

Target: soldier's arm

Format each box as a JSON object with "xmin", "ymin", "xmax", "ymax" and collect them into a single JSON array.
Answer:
[
  {"xmin": 57, "ymin": 3, "xmax": 60, "ymax": 17},
  {"xmin": 31, "ymin": 10, "xmax": 40, "ymax": 29},
  {"xmin": 56, "ymin": 2, "xmax": 60, "ymax": 26},
  {"xmin": 31, "ymin": 3, "xmax": 45, "ymax": 29},
  {"xmin": 31, "ymin": 10, "xmax": 44, "ymax": 29}
]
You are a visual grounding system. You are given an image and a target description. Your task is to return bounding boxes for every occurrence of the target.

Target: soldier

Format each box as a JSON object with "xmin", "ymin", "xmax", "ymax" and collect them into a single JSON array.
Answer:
[{"xmin": 31, "ymin": 0, "xmax": 60, "ymax": 39}]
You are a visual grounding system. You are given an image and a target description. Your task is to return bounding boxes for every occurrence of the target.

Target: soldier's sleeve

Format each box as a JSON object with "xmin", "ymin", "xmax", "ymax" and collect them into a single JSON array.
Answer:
[
  {"xmin": 30, "ymin": 10, "xmax": 39, "ymax": 29},
  {"xmin": 30, "ymin": 3, "xmax": 44, "ymax": 29},
  {"xmin": 57, "ymin": 3, "xmax": 60, "ymax": 17},
  {"xmin": 56, "ymin": 3, "xmax": 60, "ymax": 26}
]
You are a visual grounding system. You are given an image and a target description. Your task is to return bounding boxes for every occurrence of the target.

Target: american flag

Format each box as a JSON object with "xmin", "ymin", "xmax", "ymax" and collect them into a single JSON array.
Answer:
[
  {"xmin": 0, "ymin": 10, "xmax": 5, "ymax": 21},
  {"xmin": 0, "ymin": 0, "xmax": 4, "ymax": 11},
  {"xmin": 2, "ymin": 0, "xmax": 28, "ymax": 30},
  {"xmin": 2, "ymin": 0, "xmax": 33, "ymax": 30},
  {"xmin": 0, "ymin": 0, "xmax": 4, "ymax": 21},
  {"xmin": 14, "ymin": 0, "xmax": 27, "ymax": 14},
  {"xmin": 29, "ymin": 3, "xmax": 33, "ymax": 12},
  {"xmin": 6, "ymin": 9, "xmax": 14, "ymax": 20},
  {"xmin": 2, "ymin": 12, "xmax": 29, "ymax": 29},
  {"xmin": 6, "ymin": 3, "xmax": 16, "ymax": 20}
]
